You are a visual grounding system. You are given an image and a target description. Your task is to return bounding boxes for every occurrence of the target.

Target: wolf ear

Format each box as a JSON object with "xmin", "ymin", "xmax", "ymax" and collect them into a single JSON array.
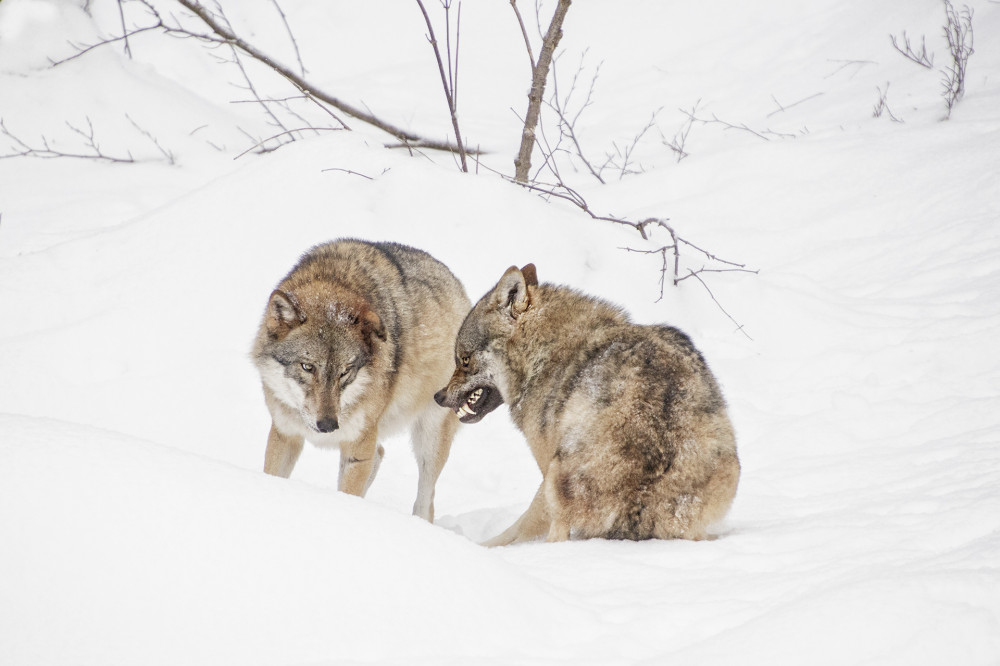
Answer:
[
  {"xmin": 495, "ymin": 265, "xmax": 532, "ymax": 319},
  {"xmin": 359, "ymin": 309, "xmax": 387, "ymax": 343},
  {"xmin": 520, "ymin": 263, "xmax": 538, "ymax": 287},
  {"xmin": 266, "ymin": 290, "xmax": 304, "ymax": 337}
]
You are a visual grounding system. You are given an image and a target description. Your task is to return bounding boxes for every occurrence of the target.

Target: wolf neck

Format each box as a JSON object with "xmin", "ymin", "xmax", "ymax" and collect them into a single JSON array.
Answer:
[{"xmin": 506, "ymin": 286, "xmax": 628, "ymax": 418}]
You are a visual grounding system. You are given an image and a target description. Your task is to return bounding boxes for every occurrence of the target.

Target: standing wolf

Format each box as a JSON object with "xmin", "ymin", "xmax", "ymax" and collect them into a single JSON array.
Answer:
[
  {"xmin": 252, "ymin": 239, "xmax": 470, "ymax": 521},
  {"xmin": 435, "ymin": 264, "xmax": 739, "ymax": 544}
]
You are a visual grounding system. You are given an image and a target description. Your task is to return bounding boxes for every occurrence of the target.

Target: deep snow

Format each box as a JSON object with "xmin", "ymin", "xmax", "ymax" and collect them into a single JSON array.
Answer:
[{"xmin": 1, "ymin": 0, "xmax": 999, "ymax": 664}]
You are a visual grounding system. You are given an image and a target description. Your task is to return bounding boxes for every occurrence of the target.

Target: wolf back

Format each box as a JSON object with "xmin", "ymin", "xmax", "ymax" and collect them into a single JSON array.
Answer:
[
  {"xmin": 252, "ymin": 239, "xmax": 470, "ymax": 521},
  {"xmin": 435, "ymin": 264, "xmax": 739, "ymax": 544}
]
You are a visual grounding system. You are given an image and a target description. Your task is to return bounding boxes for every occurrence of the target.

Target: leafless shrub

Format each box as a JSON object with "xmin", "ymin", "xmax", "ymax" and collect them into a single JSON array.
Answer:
[
  {"xmin": 504, "ymin": 4, "xmax": 755, "ymax": 330},
  {"xmin": 941, "ymin": 0, "xmax": 974, "ymax": 118},
  {"xmin": 872, "ymin": 83, "xmax": 904, "ymax": 123},
  {"xmin": 542, "ymin": 50, "xmax": 605, "ymax": 183},
  {"xmin": 601, "ymin": 108, "xmax": 662, "ymax": 179}
]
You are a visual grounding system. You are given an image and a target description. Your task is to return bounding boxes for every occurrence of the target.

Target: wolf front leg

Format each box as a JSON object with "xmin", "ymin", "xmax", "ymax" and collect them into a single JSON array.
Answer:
[
  {"xmin": 338, "ymin": 429, "xmax": 381, "ymax": 497},
  {"xmin": 480, "ymin": 482, "xmax": 551, "ymax": 547},
  {"xmin": 410, "ymin": 403, "xmax": 460, "ymax": 522},
  {"xmin": 264, "ymin": 423, "xmax": 304, "ymax": 478}
]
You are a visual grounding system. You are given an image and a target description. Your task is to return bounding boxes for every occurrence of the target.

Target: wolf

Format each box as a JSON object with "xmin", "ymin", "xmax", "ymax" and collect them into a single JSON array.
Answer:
[
  {"xmin": 251, "ymin": 239, "xmax": 470, "ymax": 521},
  {"xmin": 435, "ymin": 264, "xmax": 739, "ymax": 544}
]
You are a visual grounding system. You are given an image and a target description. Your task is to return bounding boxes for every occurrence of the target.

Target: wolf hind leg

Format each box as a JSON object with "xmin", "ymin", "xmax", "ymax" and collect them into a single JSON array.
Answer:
[
  {"xmin": 264, "ymin": 423, "xmax": 304, "ymax": 478},
  {"xmin": 410, "ymin": 402, "xmax": 459, "ymax": 522},
  {"xmin": 543, "ymin": 457, "xmax": 571, "ymax": 542},
  {"xmin": 481, "ymin": 482, "xmax": 551, "ymax": 547}
]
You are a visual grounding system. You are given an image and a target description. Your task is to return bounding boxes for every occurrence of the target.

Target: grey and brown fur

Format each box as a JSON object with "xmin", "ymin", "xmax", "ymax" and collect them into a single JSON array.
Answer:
[
  {"xmin": 252, "ymin": 239, "xmax": 470, "ymax": 521},
  {"xmin": 435, "ymin": 264, "xmax": 739, "ymax": 544}
]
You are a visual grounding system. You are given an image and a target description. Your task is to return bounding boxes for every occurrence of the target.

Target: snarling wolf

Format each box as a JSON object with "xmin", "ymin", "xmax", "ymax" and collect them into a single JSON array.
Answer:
[
  {"xmin": 252, "ymin": 240, "xmax": 470, "ymax": 521},
  {"xmin": 435, "ymin": 264, "xmax": 739, "ymax": 544}
]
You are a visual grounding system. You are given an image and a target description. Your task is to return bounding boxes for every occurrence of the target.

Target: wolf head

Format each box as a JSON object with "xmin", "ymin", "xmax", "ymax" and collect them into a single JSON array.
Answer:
[
  {"xmin": 254, "ymin": 285, "xmax": 386, "ymax": 434},
  {"xmin": 434, "ymin": 264, "xmax": 537, "ymax": 424}
]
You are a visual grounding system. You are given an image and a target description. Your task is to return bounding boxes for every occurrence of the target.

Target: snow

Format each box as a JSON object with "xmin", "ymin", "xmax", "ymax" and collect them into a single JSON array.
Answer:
[{"xmin": 2, "ymin": 0, "xmax": 999, "ymax": 664}]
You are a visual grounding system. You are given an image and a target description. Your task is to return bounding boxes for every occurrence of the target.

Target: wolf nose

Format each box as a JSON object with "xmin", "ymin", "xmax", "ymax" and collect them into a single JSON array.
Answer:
[
  {"xmin": 434, "ymin": 388, "xmax": 448, "ymax": 407},
  {"xmin": 316, "ymin": 418, "xmax": 339, "ymax": 433}
]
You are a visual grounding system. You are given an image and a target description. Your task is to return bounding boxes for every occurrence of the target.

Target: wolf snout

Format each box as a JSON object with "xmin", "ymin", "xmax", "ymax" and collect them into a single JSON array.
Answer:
[
  {"xmin": 316, "ymin": 417, "xmax": 339, "ymax": 433},
  {"xmin": 433, "ymin": 388, "xmax": 449, "ymax": 407}
]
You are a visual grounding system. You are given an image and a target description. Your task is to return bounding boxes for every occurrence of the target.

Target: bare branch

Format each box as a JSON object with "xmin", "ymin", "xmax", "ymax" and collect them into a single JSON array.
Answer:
[
  {"xmin": 415, "ymin": 0, "xmax": 468, "ymax": 171},
  {"xmin": 0, "ymin": 117, "xmax": 165, "ymax": 164},
  {"xmin": 56, "ymin": 0, "xmax": 464, "ymax": 155},
  {"xmin": 514, "ymin": 0, "xmax": 571, "ymax": 182}
]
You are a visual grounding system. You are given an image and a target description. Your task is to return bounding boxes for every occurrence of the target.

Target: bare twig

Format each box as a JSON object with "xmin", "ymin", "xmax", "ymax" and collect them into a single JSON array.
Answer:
[
  {"xmin": 509, "ymin": 0, "xmax": 536, "ymax": 72},
  {"xmin": 268, "ymin": 0, "xmax": 305, "ymax": 77},
  {"xmin": 766, "ymin": 92, "xmax": 824, "ymax": 118},
  {"xmin": 514, "ymin": 0, "xmax": 571, "ymax": 182},
  {"xmin": 232, "ymin": 126, "xmax": 346, "ymax": 159},
  {"xmin": 605, "ymin": 108, "xmax": 661, "ymax": 179},
  {"xmin": 622, "ymin": 243, "xmax": 755, "ymax": 339},
  {"xmin": 685, "ymin": 270, "xmax": 753, "ymax": 340},
  {"xmin": 126, "ymin": 113, "xmax": 176, "ymax": 163},
  {"xmin": 662, "ymin": 121, "xmax": 692, "ymax": 162},
  {"xmin": 873, "ymin": 83, "xmax": 903, "ymax": 122},
  {"xmin": 546, "ymin": 50, "xmax": 605, "ymax": 183},
  {"xmin": 890, "ymin": 31, "xmax": 934, "ymax": 68},
  {"xmin": 321, "ymin": 167, "xmax": 374, "ymax": 180},
  {"xmin": 680, "ymin": 106, "xmax": 795, "ymax": 141},
  {"xmin": 116, "ymin": 0, "xmax": 132, "ymax": 58},
  {"xmin": 825, "ymin": 59, "xmax": 877, "ymax": 79},
  {"xmin": 415, "ymin": 0, "xmax": 468, "ymax": 171}
]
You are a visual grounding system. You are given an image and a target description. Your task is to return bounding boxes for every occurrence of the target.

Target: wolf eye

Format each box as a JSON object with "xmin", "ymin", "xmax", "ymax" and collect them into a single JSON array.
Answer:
[
  {"xmin": 460, "ymin": 355, "xmax": 470, "ymax": 368},
  {"xmin": 339, "ymin": 368, "xmax": 351, "ymax": 378},
  {"xmin": 300, "ymin": 363, "xmax": 315, "ymax": 373}
]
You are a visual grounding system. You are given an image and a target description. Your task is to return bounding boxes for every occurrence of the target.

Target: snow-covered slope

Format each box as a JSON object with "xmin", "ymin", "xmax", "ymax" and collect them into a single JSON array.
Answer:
[{"xmin": 1, "ymin": 0, "xmax": 998, "ymax": 664}]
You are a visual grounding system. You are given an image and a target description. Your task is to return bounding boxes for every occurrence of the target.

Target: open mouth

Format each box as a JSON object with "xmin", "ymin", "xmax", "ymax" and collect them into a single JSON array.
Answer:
[{"xmin": 454, "ymin": 385, "xmax": 502, "ymax": 423}]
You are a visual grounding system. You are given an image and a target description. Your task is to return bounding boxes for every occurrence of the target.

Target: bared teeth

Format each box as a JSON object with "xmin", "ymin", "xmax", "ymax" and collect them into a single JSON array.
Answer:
[{"xmin": 455, "ymin": 388, "xmax": 484, "ymax": 418}]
